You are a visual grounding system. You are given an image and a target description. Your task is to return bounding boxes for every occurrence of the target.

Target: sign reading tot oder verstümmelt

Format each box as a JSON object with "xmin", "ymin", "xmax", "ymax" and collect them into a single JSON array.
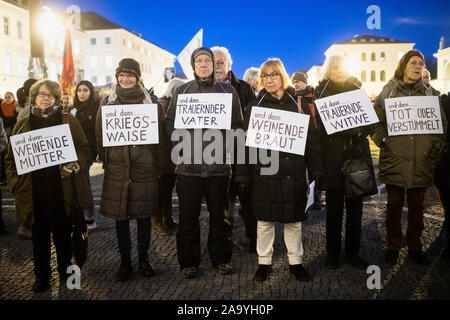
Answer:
[
  {"xmin": 102, "ymin": 104, "xmax": 159, "ymax": 147},
  {"xmin": 10, "ymin": 124, "xmax": 78, "ymax": 175}
]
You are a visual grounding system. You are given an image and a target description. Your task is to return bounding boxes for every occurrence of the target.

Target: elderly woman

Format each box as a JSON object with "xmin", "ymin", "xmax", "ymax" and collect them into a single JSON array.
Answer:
[
  {"xmin": 237, "ymin": 58, "xmax": 322, "ymax": 282},
  {"xmin": 314, "ymin": 55, "xmax": 373, "ymax": 270},
  {"xmin": 96, "ymin": 58, "xmax": 167, "ymax": 281},
  {"xmin": 371, "ymin": 50, "xmax": 447, "ymax": 265},
  {"xmin": 5, "ymin": 79, "xmax": 92, "ymax": 292}
]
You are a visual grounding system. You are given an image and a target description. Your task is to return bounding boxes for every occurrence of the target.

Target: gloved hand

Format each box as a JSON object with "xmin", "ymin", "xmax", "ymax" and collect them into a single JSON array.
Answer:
[{"xmin": 60, "ymin": 161, "xmax": 81, "ymax": 179}]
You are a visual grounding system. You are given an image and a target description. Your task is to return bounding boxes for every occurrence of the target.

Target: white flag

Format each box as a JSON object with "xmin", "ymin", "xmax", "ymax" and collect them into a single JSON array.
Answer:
[{"xmin": 177, "ymin": 29, "xmax": 203, "ymax": 81}]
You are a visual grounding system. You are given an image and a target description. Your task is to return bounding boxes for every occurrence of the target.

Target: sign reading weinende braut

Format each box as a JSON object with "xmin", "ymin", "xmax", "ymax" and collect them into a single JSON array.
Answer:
[
  {"xmin": 246, "ymin": 107, "xmax": 310, "ymax": 156},
  {"xmin": 384, "ymin": 96, "xmax": 443, "ymax": 136},
  {"xmin": 175, "ymin": 93, "xmax": 232, "ymax": 129},
  {"xmin": 102, "ymin": 104, "xmax": 159, "ymax": 147},
  {"xmin": 10, "ymin": 124, "xmax": 77, "ymax": 175},
  {"xmin": 315, "ymin": 89, "xmax": 379, "ymax": 135}
]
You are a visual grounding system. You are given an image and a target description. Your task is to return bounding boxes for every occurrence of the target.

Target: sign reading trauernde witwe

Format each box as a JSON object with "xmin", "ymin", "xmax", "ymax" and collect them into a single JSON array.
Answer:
[
  {"xmin": 384, "ymin": 96, "xmax": 443, "ymax": 136},
  {"xmin": 245, "ymin": 107, "xmax": 310, "ymax": 156},
  {"xmin": 10, "ymin": 124, "xmax": 78, "ymax": 175},
  {"xmin": 175, "ymin": 93, "xmax": 232, "ymax": 129},
  {"xmin": 314, "ymin": 89, "xmax": 379, "ymax": 135},
  {"xmin": 102, "ymin": 104, "xmax": 159, "ymax": 147}
]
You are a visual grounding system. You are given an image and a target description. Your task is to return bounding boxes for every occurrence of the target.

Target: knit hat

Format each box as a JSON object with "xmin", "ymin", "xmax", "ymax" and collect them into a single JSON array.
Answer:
[
  {"xmin": 115, "ymin": 58, "xmax": 141, "ymax": 81},
  {"xmin": 394, "ymin": 50, "xmax": 425, "ymax": 80},
  {"xmin": 292, "ymin": 71, "xmax": 307, "ymax": 84},
  {"xmin": 190, "ymin": 47, "xmax": 214, "ymax": 69},
  {"xmin": 403, "ymin": 50, "xmax": 424, "ymax": 65}
]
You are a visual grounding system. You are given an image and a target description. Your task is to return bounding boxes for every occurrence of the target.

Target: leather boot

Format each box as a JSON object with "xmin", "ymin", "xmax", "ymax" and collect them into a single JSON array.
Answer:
[
  {"xmin": 162, "ymin": 205, "xmax": 178, "ymax": 233},
  {"xmin": 152, "ymin": 214, "xmax": 169, "ymax": 236},
  {"xmin": 115, "ymin": 254, "xmax": 132, "ymax": 281},
  {"xmin": 138, "ymin": 249, "xmax": 155, "ymax": 277}
]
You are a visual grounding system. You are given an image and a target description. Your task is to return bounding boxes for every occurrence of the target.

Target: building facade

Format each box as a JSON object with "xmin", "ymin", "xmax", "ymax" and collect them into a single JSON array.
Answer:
[{"xmin": 432, "ymin": 37, "xmax": 450, "ymax": 95}]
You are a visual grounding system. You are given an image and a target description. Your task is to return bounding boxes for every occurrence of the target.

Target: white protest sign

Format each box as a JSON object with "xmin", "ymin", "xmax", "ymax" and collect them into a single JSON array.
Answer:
[
  {"xmin": 10, "ymin": 124, "xmax": 77, "ymax": 175},
  {"xmin": 102, "ymin": 104, "xmax": 159, "ymax": 147},
  {"xmin": 314, "ymin": 89, "xmax": 379, "ymax": 135},
  {"xmin": 175, "ymin": 93, "xmax": 232, "ymax": 129},
  {"xmin": 384, "ymin": 96, "xmax": 443, "ymax": 136},
  {"xmin": 245, "ymin": 107, "xmax": 310, "ymax": 156}
]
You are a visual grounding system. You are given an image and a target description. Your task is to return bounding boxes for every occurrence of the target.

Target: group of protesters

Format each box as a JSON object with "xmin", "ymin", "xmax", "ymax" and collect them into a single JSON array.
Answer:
[{"xmin": 0, "ymin": 46, "xmax": 449, "ymax": 292}]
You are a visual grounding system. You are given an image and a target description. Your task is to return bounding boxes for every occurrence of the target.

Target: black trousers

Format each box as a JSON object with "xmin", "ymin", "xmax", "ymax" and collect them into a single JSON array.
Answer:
[
  {"xmin": 0, "ymin": 186, "xmax": 4, "ymax": 231},
  {"xmin": 439, "ymin": 188, "xmax": 450, "ymax": 238},
  {"xmin": 116, "ymin": 218, "xmax": 151, "ymax": 255},
  {"xmin": 229, "ymin": 180, "xmax": 257, "ymax": 242},
  {"xmin": 176, "ymin": 175, "xmax": 232, "ymax": 269},
  {"xmin": 32, "ymin": 214, "xmax": 72, "ymax": 280},
  {"xmin": 325, "ymin": 189, "xmax": 364, "ymax": 258}
]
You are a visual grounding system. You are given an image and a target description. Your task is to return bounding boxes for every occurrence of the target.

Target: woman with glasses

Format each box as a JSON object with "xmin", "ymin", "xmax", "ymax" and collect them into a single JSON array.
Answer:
[
  {"xmin": 237, "ymin": 58, "xmax": 322, "ymax": 282},
  {"xmin": 5, "ymin": 79, "xmax": 92, "ymax": 292}
]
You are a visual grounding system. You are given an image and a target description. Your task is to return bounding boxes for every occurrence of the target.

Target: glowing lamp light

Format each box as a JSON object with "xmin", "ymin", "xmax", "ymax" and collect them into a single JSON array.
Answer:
[
  {"xmin": 38, "ymin": 6, "xmax": 65, "ymax": 39},
  {"xmin": 343, "ymin": 57, "xmax": 358, "ymax": 77}
]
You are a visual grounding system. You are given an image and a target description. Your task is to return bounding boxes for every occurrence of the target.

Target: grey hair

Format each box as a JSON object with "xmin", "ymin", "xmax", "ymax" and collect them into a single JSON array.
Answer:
[
  {"xmin": 210, "ymin": 46, "xmax": 233, "ymax": 67},
  {"xmin": 243, "ymin": 67, "xmax": 260, "ymax": 81},
  {"xmin": 163, "ymin": 78, "xmax": 186, "ymax": 98}
]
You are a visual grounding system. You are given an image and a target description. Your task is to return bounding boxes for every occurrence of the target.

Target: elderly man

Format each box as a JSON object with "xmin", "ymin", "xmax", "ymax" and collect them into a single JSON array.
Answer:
[
  {"xmin": 243, "ymin": 67, "xmax": 259, "ymax": 94},
  {"xmin": 211, "ymin": 46, "xmax": 257, "ymax": 253},
  {"xmin": 422, "ymin": 68, "xmax": 440, "ymax": 95},
  {"xmin": 165, "ymin": 47, "xmax": 243, "ymax": 279}
]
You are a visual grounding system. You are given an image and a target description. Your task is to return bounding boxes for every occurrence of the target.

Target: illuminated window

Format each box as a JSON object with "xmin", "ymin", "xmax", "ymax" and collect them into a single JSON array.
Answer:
[
  {"xmin": 3, "ymin": 17, "xmax": 9, "ymax": 35},
  {"xmin": 380, "ymin": 70, "xmax": 386, "ymax": 82},
  {"xmin": 371, "ymin": 71, "xmax": 376, "ymax": 82},
  {"xmin": 371, "ymin": 52, "xmax": 376, "ymax": 61},
  {"xmin": 361, "ymin": 53, "xmax": 366, "ymax": 62},
  {"xmin": 361, "ymin": 71, "xmax": 366, "ymax": 82},
  {"xmin": 380, "ymin": 52, "xmax": 386, "ymax": 61}
]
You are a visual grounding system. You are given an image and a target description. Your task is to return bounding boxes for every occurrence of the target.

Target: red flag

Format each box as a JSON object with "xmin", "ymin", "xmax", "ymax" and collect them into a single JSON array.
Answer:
[{"xmin": 61, "ymin": 26, "xmax": 75, "ymax": 95}]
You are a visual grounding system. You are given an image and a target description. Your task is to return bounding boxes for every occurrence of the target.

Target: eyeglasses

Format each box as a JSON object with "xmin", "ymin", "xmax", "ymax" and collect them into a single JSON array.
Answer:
[
  {"xmin": 37, "ymin": 92, "xmax": 55, "ymax": 100},
  {"xmin": 260, "ymin": 72, "xmax": 280, "ymax": 81}
]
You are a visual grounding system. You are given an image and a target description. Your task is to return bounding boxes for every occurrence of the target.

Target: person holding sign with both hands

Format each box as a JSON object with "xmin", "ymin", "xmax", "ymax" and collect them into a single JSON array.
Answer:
[
  {"xmin": 371, "ymin": 50, "xmax": 447, "ymax": 266},
  {"xmin": 5, "ymin": 80, "xmax": 92, "ymax": 292}
]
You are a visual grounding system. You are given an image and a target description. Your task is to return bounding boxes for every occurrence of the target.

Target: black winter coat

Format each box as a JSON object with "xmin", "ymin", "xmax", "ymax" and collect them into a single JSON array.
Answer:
[
  {"xmin": 314, "ymin": 77, "xmax": 373, "ymax": 190},
  {"xmin": 75, "ymin": 99, "xmax": 99, "ymax": 161},
  {"xmin": 239, "ymin": 86, "xmax": 323, "ymax": 223},
  {"xmin": 229, "ymin": 71, "xmax": 255, "ymax": 113}
]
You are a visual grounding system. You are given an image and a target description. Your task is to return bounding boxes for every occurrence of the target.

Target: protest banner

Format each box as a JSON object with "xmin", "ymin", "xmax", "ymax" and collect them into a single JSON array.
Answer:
[
  {"xmin": 384, "ymin": 96, "xmax": 443, "ymax": 136},
  {"xmin": 175, "ymin": 93, "xmax": 232, "ymax": 129},
  {"xmin": 245, "ymin": 106, "xmax": 310, "ymax": 156},
  {"xmin": 102, "ymin": 104, "xmax": 159, "ymax": 147},
  {"xmin": 314, "ymin": 89, "xmax": 378, "ymax": 135},
  {"xmin": 10, "ymin": 124, "xmax": 78, "ymax": 175}
]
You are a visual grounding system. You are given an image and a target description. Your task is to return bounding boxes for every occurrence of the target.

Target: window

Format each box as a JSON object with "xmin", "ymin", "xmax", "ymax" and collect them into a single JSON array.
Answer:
[
  {"xmin": 361, "ymin": 71, "xmax": 366, "ymax": 82},
  {"xmin": 105, "ymin": 37, "xmax": 111, "ymax": 45},
  {"xmin": 371, "ymin": 71, "xmax": 376, "ymax": 82},
  {"xmin": 380, "ymin": 52, "xmax": 385, "ymax": 61},
  {"xmin": 90, "ymin": 56, "xmax": 98, "ymax": 68},
  {"xmin": 140, "ymin": 46, "xmax": 144, "ymax": 55},
  {"xmin": 106, "ymin": 75, "xmax": 112, "ymax": 84},
  {"xmin": 17, "ymin": 55, "xmax": 24, "ymax": 76},
  {"xmin": 91, "ymin": 76, "xmax": 97, "ymax": 85},
  {"xmin": 380, "ymin": 70, "xmax": 386, "ymax": 82},
  {"xmin": 371, "ymin": 52, "xmax": 376, "ymax": 61},
  {"xmin": 147, "ymin": 49, "xmax": 152, "ymax": 57},
  {"xmin": 17, "ymin": 21, "xmax": 22, "ymax": 39},
  {"xmin": 123, "ymin": 39, "xmax": 126, "ymax": 46},
  {"xmin": 397, "ymin": 51, "xmax": 404, "ymax": 61},
  {"xmin": 127, "ymin": 40, "xmax": 131, "ymax": 49},
  {"xmin": 361, "ymin": 53, "xmax": 366, "ymax": 62},
  {"xmin": 4, "ymin": 53, "xmax": 11, "ymax": 75},
  {"xmin": 90, "ymin": 38, "xmax": 96, "ymax": 45},
  {"xmin": 3, "ymin": 17, "xmax": 9, "ymax": 35},
  {"xmin": 105, "ymin": 55, "xmax": 113, "ymax": 68}
]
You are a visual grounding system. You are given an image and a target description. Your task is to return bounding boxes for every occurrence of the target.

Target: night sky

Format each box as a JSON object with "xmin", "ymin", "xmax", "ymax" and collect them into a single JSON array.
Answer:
[{"xmin": 45, "ymin": 0, "xmax": 450, "ymax": 79}]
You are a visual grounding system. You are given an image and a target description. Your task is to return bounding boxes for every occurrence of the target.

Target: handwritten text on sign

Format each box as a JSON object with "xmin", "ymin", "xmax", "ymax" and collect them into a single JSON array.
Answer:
[
  {"xmin": 10, "ymin": 124, "xmax": 78, "ymax": 175},
  {"xmin": 384, "ymin": 96, "xmax": 443, "ymax": 136},
  {"xmin": 246, "ymin": 107, "xmax": 310, "ymax": 156},
  {"xmin": 102, "ymin": 104, "xmax": 159, "ymax": 147},
  {"xmin": 175, "ymin": 93, "xmax": 232, "ymax": 129},
  {"xmin": 314, "ymin": 89, "xmax": 379, "ymax": 135}
]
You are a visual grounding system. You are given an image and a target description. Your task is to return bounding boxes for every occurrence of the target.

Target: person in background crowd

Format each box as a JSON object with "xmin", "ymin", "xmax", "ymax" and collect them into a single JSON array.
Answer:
[
  {"xmin": 17, "ymin": 79, "xmax": 38, "ymax": 122},
  {"xmin": 96, "ymin": 58, "xmax": 167, "ymax": 281},
  {"xmin": 236, "ymin": 58, "xmax": 322, "ymax": 282},
  {"xmin": 371, "ymin": 50, "xmax": 447, "ymax": 266},
  {"xmin": 0, "ymin": 118, "xmax": 8, "ymax": 235},
  {"xmin": 165, "ymin": 47, "xmax": 243, "ymax": 279},
  {"xmin": 0, "ymin": 92, "xmax": 17, "ymax": 184},
  {"xmin": 292, "ymin": 71, "xmax": 323, "ymax": 211},
  {"xmin": 61, "ymin": 92, "xmax": 74, "ymax": 114},
  {"xmin": 5, "ymin": 79, "xmax": 92, "ymax": 292},
  {"xmin": 314, "ymin": 55, "xmax": 373, "ymax": 270},
  {"xmin": 422, "ymin": 68, "xmax": 441, "ymax": 96},
  {"xmin": 211, "ymin": 46, "xmax": 257, "ymax": 253},
  {"xmin": 243, "ymin": 67, "xmax": 260, "ymax": 95},
  {"xmin": 152, "ymin": 78, "xmax": 185, "ymax": 236},
  {"xmin": 74, "ymin": 80, "xmax": 99, "ymax": 230}
]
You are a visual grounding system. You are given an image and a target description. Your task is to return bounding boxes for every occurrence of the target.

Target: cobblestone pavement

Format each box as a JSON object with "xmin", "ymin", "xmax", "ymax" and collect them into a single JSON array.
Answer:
[{"xmin": 0, "ymin": 162, "xmax": 449, "ymax": 301}]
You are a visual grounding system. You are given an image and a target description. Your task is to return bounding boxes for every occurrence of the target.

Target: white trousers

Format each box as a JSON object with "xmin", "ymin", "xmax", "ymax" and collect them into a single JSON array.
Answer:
[{"xmin": 257, "ymin": 220, "xmax": 304, "ymax": 265}]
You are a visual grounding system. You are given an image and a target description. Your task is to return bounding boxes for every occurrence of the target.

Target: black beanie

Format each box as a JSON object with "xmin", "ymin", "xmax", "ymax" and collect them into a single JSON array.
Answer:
[
  {"xmin": 115, "ymin": 58, "xmax": 141, "ymax": 81},
  {"xmin": 190, "ymin": 47, "xmax": 214, "ymax": 70}
]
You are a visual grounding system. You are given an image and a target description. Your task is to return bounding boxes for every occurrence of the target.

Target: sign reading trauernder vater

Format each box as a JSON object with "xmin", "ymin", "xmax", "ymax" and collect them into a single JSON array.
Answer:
[
  {"xmin": 246, "ymin": 107, "xmax": 310, "ymax": 156},
  {"xmin": 175, "ymin": 93, "xmax": 232, "ymax": 129},
  {"xmin": 384, "ymin": 96, "xmax": 443, "ymax": 136},
  {"xmin": 10, "ymin": 124, "xmax": 78, "ymax": 175},
  {"xmin": 102, "ymin": 104, "xmax": 159, "ymax": 147},
  {"xmin": 314, "ymin": 89, "xmax": 379, "ymax": 135}
]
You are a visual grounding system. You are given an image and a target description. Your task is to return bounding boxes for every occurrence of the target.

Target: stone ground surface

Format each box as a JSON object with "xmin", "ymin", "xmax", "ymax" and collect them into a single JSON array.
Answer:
[{"xmin": 0, "ymin": 161, "xmax": 449, "ymax": 301}]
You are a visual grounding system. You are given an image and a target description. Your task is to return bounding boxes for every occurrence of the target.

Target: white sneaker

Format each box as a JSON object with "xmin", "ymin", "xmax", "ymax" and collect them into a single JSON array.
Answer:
[{"xmin": 87, "ymin": 222, "xmax": 97, "ymax": 230}]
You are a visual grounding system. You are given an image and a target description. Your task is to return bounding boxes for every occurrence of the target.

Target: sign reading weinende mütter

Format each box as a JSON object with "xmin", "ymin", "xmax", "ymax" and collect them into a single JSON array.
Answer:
[
  {"xmin": 315, "ymin": 89, "xmax": 379, "ymax": 135},
  {"xmin": 102, "ymin": 104, "xmax": 159, "ymax": 147},
  {"xmin": 385, "ymin": 96, "xmax": 443, "ymax": 136},
  {"xmin": 246, "ymin": 107, "xmax": 310, "ymax": 156},
  {"xmin": 175, "ymin": 93, "xmax": 232, "ymax": 129},
  {"xmin": 10, "ymin": 124, "xmax": 78, "ymax": 175}
]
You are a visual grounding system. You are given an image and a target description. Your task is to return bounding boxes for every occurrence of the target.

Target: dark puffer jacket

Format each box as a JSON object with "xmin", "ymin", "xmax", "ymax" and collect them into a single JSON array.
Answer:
[
  {"xmin": 239, "ymin": 86, "xmax": 322, "ymax": 223},
  {"xmin": 229, "ymin": 70, "xmax": 255, "ymax": 113},
  {"xmin": 314, "ymin": 77, "xmax": 373, "ymax": 190}
]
